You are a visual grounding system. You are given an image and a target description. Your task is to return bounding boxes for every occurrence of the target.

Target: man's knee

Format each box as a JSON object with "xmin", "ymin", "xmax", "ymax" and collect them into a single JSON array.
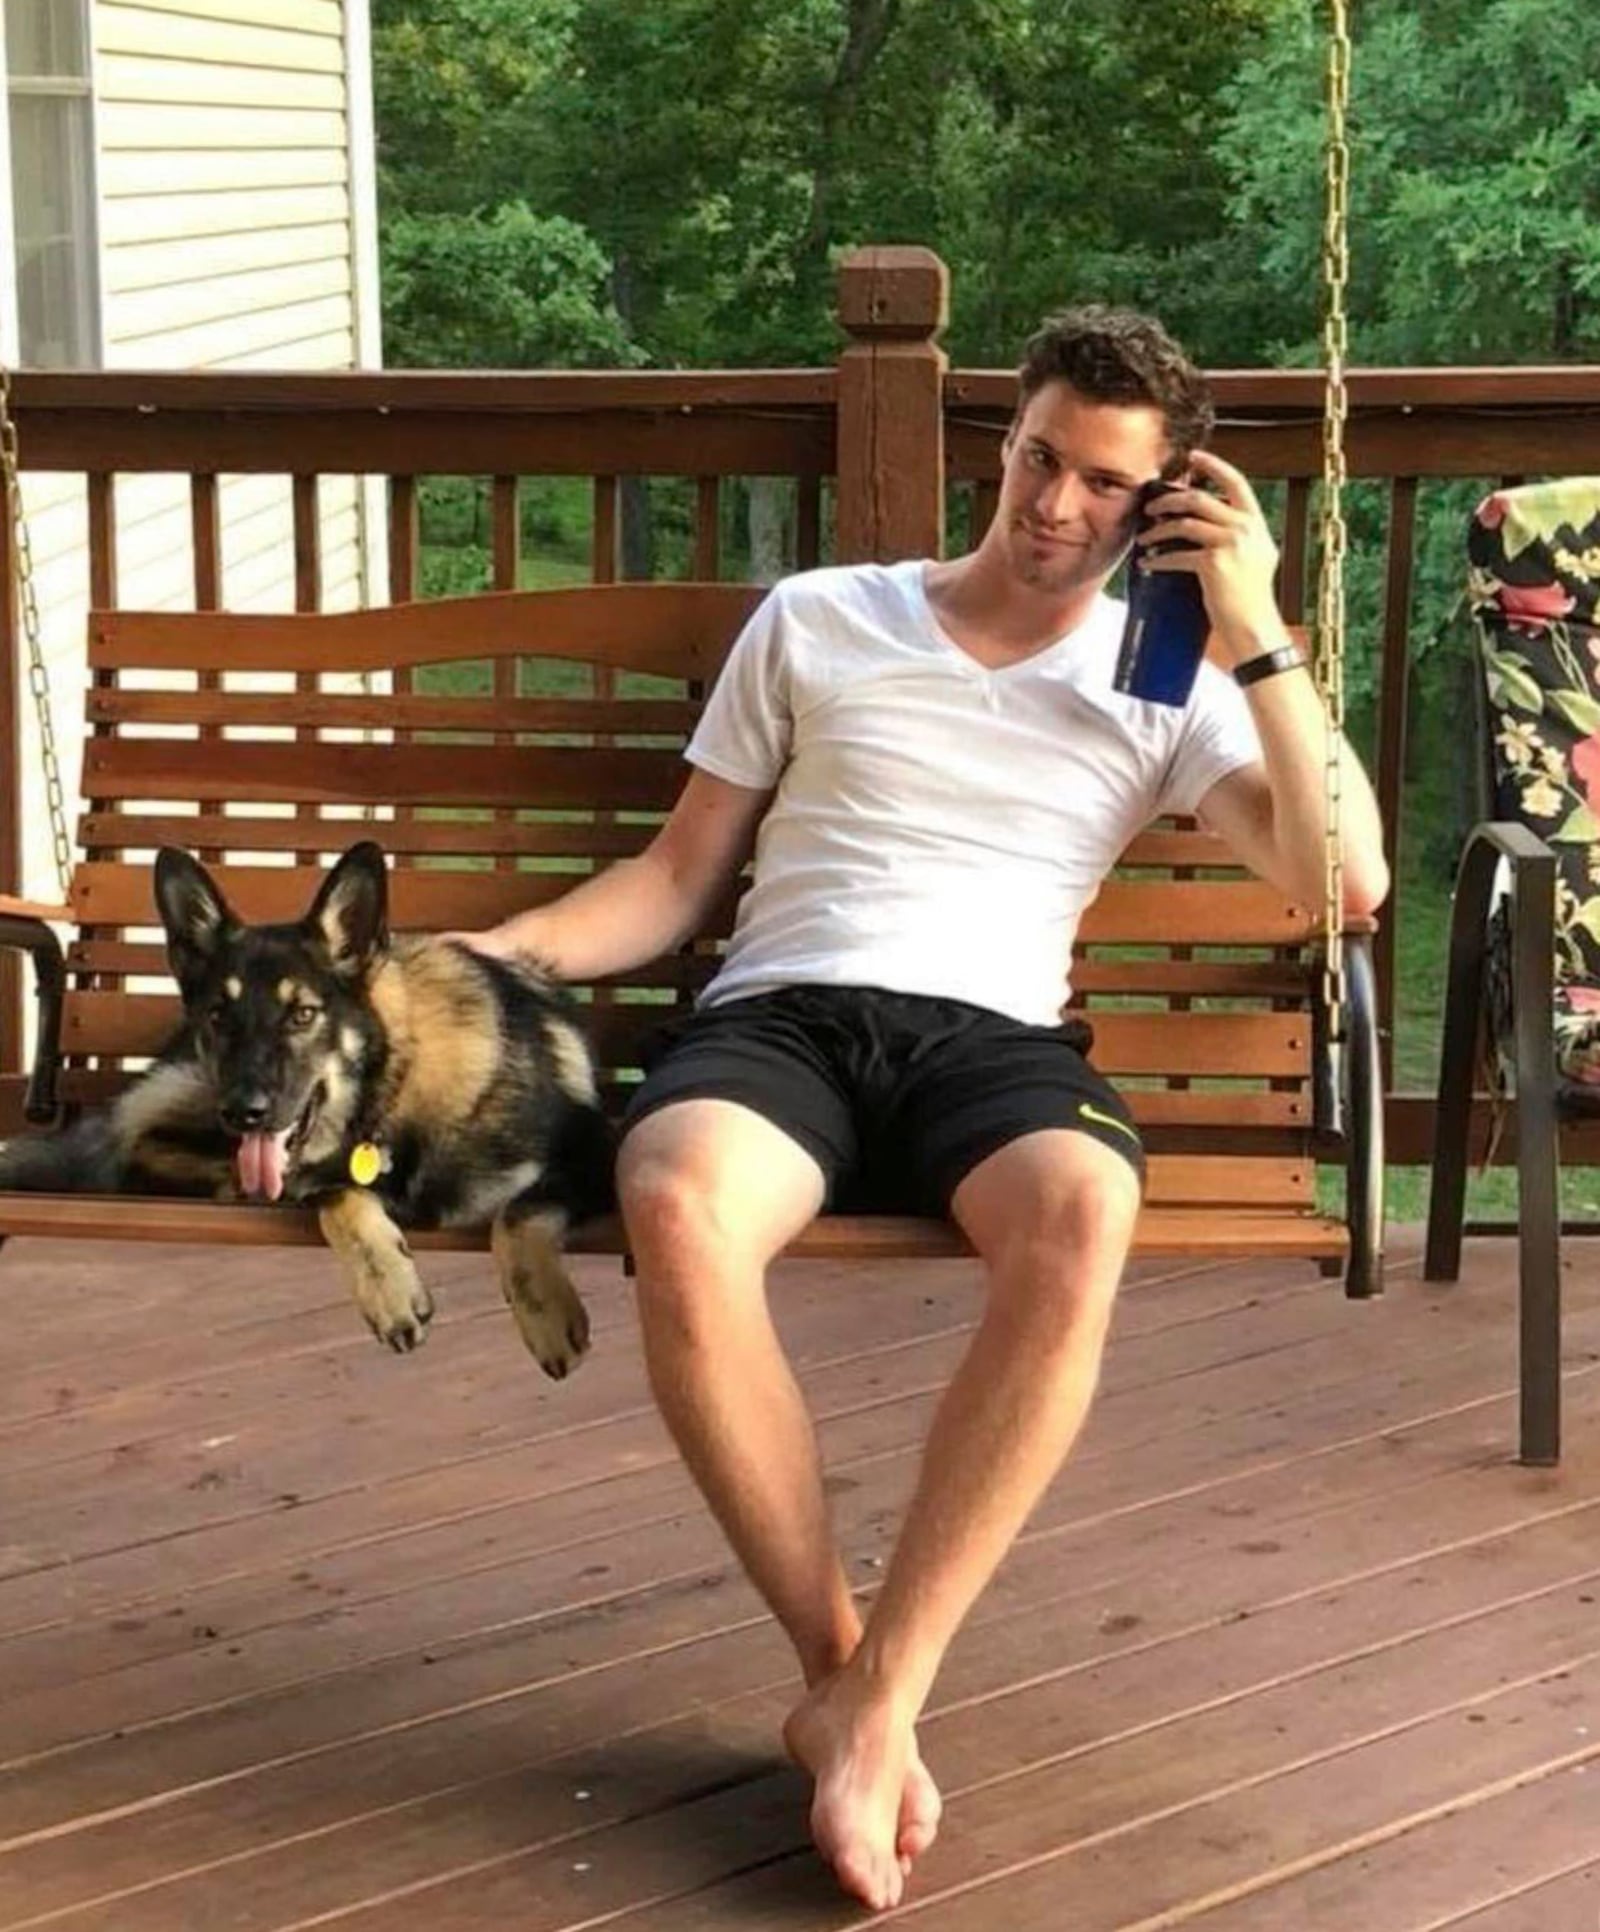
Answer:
[
  {"xmin": 620, "ymin": 1135, "xmax": 725, "ymax": 1261},
  {"xmin": 957, "ymin": 1134, "xmax": 1140, "ymax": 1329},
  {"xmin": 616, "ymin": 1141, "xmax": 745, "ymax": 1349},
  {"xmin": 618, "ymin": 1101, "xmax": 823, "ymax": 1337},
  {"xmin": 1031, "ymin": 1164, "xmax": 1141, "ymax": 1261}
]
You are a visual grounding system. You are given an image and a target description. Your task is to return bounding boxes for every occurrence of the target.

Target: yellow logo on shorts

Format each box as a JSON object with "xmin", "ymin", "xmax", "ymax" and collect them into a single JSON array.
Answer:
[{"xmin": 1078, "ymin": 1102, "xmax": 1140, "ymax": 1147}]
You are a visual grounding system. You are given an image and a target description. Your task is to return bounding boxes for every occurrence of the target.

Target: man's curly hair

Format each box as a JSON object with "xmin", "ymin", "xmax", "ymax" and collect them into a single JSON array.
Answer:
[{"xmin": 1018, "ymin": 306, "xmax": 1214, "ymax": 467}]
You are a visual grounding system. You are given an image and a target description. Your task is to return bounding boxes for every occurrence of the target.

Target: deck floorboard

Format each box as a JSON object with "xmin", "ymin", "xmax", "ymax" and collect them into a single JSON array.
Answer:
[{"xmin": 2, "ymin": 1231, "xmax": 1596, "ymax": 1930}]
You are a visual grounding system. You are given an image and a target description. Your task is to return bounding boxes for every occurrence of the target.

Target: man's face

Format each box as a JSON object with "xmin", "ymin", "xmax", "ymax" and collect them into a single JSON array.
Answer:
[{"xmin": 994, "ymin": 380, "xmax": 1172, "ymax": 596}]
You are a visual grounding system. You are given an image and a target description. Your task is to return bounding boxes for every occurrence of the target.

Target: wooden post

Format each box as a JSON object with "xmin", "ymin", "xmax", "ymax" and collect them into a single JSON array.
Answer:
[{"xmin": 835, "ymin": 247, "xmax": 949, "ymax": 564}]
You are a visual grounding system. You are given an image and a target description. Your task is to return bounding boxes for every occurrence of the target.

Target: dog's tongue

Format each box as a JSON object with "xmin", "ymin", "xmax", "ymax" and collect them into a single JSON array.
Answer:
[{"xmin": 237, "ymin": 1130, "xmax": 291, "ymax": 1202}]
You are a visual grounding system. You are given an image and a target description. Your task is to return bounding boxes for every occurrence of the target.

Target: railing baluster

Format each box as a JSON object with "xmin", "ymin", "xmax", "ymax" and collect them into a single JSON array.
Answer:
[
  {"xmin": 87, "ymin": 474, "xmax": 117, "ymax": 612},
  {"xmin": 388, "ymin": 477, "xmax": 418, "ymax": 863},
  {"xmin": 592, "ymin": 475, "xmax": 618, "ymax": 586},
  {"xmin": 292, "ymin": 476, "xmax": 321, "ymax": 867},
  {"xmin": 971, "ymin": 480, "xmax": 1000, "ymax": 549},
  {"xmin": 491, "ymin": 476, "xmax": 519, "ymax": 591},
  {"xmin": 388, "ymin": 476, "xmax": 417, "ymax": 603},
  {"xmin": 492, "ymin": 476, "xmax": 520, "ymax": 875},
  {"xmin": 590, "ymin": 474, "xmax": 620, "ymax": 1026},
  {"xmin": 797, "ymin": 476, "xmax": 822, "ymax": 570},
  {"xmin": 1374, "ymin": 475, "xmax": 1419, "ymax": 1085},
  {"xmin": 191, "ymin": 474, "xmax": 223, "ymax": 865},
  {"xmin": 191, "ymin": 474, "xmax": 221, "ymax": 608},
  {"xmin": 694, "ymin": 476, "xmax": 720, "ymax": 581}
]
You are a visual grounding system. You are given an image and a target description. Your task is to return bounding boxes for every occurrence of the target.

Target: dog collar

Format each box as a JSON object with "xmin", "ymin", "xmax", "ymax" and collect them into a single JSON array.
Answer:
[{"xmin": 348, "ymin": 1141, "xmax": 386, "ymax": 1187}]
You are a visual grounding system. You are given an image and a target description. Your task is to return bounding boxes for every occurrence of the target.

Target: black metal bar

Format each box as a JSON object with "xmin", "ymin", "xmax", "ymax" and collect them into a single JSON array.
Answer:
[
  {"xmin": 1462, "ymin": 1218, "xmax": 1600, "ymax": 1237},
  {"xmin": 1311, "ymin": 974, "xmax": 1341, "ymax": 1139},
  {"xmin": 1509, "ymin": 841, "xmax": 1560, "ymax": 1465},
  {"xmin": 1423, "ymin": 823, "xmax": 1549, "ymax": 1281},
  {"xmin": 1342, "ymin": 932, "xmax": 1384, "ymax": 1298},
  {"xmin": 0, "ymin": 914, "xmax": 65, "ymax": 1123}
]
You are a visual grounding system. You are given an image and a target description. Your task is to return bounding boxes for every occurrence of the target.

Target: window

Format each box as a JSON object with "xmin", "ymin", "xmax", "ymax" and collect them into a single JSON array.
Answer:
[{"xmin": 5, "ymin": 0, "xmax": 97, "ymax": 366}]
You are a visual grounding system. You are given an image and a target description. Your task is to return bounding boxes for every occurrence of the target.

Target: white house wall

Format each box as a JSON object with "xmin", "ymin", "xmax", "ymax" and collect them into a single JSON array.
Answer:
[{"xmin": 13, "ymin": 0, "xmax": 383, "ymax": 905}]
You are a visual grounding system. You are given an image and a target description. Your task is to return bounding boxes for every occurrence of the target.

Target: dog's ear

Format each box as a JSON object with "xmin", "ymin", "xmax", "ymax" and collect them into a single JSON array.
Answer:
[
  {"xmin": 154, "ymin": 848, "xmax": 236, "ymax": 998},
  {"xmin": 306, "ymin": 842, "xmax": 389, "ymax": 979}
]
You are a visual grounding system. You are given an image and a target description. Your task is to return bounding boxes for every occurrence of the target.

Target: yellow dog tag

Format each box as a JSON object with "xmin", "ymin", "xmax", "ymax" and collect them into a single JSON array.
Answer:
[{"xmin": 349, "ymin": 1141, "xmax": 384, "ymax": 1187}]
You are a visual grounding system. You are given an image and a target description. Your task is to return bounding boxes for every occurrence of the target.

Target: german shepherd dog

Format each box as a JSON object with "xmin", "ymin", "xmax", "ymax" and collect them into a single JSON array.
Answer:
[{"xmin": 0, "ymin": 843, "xmax": 613, "ymax": 1376}]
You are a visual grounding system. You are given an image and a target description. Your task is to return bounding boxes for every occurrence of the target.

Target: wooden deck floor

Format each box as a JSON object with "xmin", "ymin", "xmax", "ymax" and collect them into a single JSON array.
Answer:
[{"xmin": 2, "ymin": 1228, "xmax": 1599, "ymax": 1930}]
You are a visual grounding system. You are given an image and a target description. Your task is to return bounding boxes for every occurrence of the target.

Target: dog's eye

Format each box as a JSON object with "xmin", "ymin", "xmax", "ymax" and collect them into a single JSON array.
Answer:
[{"xmin": 287, "ymin": 1004, "xmax": 321, "ymax": 1031}]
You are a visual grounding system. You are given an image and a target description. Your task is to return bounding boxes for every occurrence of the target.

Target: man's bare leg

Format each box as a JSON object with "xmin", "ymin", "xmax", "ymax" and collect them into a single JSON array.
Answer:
[
  {"xmin": 619, "ymin": 1102, "xmax": 942, "ymax": 1868},
  {"xmin": 783, "ymin": 1128, "xmax": 1139, "ymax": 1908}
]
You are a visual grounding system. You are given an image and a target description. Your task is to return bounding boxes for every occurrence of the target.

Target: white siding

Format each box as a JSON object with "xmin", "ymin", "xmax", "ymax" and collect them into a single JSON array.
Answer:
[
  {"xmin": 96, "ymin": 0, "xmax": 366, "ymax": 617},
  {"xmin": 12, "ymin": 0, "xmax": 384, "ymax": 906}
]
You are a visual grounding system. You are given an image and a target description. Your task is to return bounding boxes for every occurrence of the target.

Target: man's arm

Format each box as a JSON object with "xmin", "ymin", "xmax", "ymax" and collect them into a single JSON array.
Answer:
[
  {"xmin": 1194, "ymin": 733, "xmax": 1388, "ymax": 919},
  {"xmin": 462, "ymin": 767, "xmax": 772, "ymax": 979},
  {"xmin": 1138, "ymin": 448, "xmax": 1389, "ymax": 918}
]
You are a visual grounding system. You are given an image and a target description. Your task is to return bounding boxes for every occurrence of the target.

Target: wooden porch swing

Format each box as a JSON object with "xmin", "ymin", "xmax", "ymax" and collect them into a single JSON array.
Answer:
[{"xmin": 0, "ymin": 6, "xmax": 1382, "ymax": 1294}]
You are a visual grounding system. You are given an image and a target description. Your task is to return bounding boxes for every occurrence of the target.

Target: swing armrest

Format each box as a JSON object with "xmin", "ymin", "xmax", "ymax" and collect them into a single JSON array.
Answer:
[
  {"xmin": 1456, "ymin": 820, "xmax": 1554, "ymax": 874},
  {"xmin": 0, "ymin": 894, "xmax": 71, "ymax": 922},
  {"xmin": 1448, "ymin": 815, "xmax": 1556, "ymax": 1080},
  {"xmin": 1337, "ymin": 930, "xmax": 1384, "ymax": 1299},
  {"xmin": 1307, "ymin": 914, "xmax": 1380, "ymax": 1129},
  {"xmin": 1442, "ymin": 820, "xmax": 1556, "ymax": 1039},
  {"xmin": 0, "ymin": 910, "xmax": 67, "ymax": 1124},
  {"xmin": 1300, "ymin": 920, "xmax": 1384, "ymax": 1297}
]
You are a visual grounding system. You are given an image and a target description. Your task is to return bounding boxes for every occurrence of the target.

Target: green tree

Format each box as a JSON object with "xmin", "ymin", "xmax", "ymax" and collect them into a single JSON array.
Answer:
[
  {"xmin": 382, "ymin": 206, "xmax": 637, "ymax": 369},
  {"xmin": 1220, "ymin": 2, "xmax": 1600, "ymax": 364},
  {"xmin": 849, "ymin": 0, "xmax": 1287, "ymax": 363},
  {"xmin": 1219, "ymin": 3, "xmax": 1600, "ymax": 875},
  {"xmin": 374, "ymin": 0, "xmax": 1289, "ymax": 371}
]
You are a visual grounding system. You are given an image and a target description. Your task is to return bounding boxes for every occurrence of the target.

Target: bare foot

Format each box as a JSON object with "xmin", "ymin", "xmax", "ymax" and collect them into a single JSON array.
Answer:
[
  {"xmin": 899, "ymin": 1737, "xmax": 943, "ymax": 1868},
  {"xmin": 784, "ymin": 1670, "xmax": 934, "ymax": 1910}
]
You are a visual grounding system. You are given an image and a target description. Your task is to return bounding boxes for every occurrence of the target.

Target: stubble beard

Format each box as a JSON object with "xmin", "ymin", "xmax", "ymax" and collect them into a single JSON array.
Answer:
[{"xmin": 1010, "ymin": 522, "xmax": 1105, "ymax": 597}]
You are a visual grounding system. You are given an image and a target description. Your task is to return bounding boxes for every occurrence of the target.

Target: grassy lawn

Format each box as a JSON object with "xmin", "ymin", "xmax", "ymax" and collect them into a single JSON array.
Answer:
[{"xmin": 518, "ymin": 555, "xmax": 592, "ymax": 590}]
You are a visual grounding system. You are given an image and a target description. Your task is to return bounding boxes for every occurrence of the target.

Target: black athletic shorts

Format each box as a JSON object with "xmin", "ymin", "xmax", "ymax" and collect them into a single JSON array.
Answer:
[{"xmin": 620, "ymin": 984, "xmax": 1144, "ymax": 1215}]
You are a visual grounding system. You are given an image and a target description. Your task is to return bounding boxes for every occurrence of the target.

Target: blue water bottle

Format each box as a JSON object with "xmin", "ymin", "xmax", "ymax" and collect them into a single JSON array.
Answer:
[{"xmin": 1112, "ymin": 478, "xmax": 1211, "ymax": 707}]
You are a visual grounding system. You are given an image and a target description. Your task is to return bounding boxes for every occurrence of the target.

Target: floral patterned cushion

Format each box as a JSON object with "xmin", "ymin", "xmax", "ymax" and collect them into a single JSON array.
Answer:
[{"xmin": 1469, "ymin": 477, "xmax": 1600, "ymax": 1083}]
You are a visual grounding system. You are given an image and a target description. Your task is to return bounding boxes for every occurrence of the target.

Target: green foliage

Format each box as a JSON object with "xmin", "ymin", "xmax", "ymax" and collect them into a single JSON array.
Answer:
[
  {"xmin": 381, "ymin": 205, "xmax": 637, "ymax": 370},
  {"xmin": 375, "ymin": 1, "xmax": 1600, "ymax": 373},
  {"xmin": 1221, "ymin": 2, "xmax": 1600, "ymax": 363},
  {"xmin": 373, "ymin": 0, "xmax": 579, "ymax": 214},
  {"xmin": 419, "ymin": 539, "xmax": 491, "ymax": 599},
  {"xmin": 373, "ymin": 0, "xmax": 1291, "ymax": 369}
]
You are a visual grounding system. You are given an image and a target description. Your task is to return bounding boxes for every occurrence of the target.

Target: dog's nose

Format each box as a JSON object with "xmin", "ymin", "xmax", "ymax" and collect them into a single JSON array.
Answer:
[{"xmin": 222, "ymin": 1093, "xmax": 272, "ymax": 1133}]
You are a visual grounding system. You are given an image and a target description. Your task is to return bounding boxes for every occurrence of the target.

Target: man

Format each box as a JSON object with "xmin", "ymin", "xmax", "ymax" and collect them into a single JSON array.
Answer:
[{"xmin": 466, "ymin": 307, "xmax": 1389, "ymax": 1910}]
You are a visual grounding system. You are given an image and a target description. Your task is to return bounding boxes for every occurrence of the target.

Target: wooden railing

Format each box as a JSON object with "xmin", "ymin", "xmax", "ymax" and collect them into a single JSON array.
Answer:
[{"xmin": 4, "ymin": 243, "xmax": 1600, "ymax": 1162}]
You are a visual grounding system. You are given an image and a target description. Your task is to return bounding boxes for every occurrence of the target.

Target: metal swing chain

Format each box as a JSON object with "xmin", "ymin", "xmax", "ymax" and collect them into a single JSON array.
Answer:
[
  {"xmin": 0, "ymin": 361, "xmax": 74, "ymax": 902},
  {"xmin": 1317, "ymin": 0, "xmax": 1353, "ymax": 1049}
]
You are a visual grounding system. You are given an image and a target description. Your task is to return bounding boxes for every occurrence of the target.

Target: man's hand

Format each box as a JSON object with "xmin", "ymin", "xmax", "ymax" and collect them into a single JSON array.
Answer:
[
  {"xmin": 1135, "ymin": 449, "xmax": 1285, "ymax": 666},
  {"xmin": 443, "ymin": 925, "xmax": 519, "ymax": 961}
]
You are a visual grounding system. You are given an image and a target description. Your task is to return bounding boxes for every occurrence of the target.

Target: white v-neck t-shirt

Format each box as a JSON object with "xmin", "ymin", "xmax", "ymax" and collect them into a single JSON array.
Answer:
[{"xmin": 686, "ymin": 561, "xmax": 1262, "ymax": 1027}]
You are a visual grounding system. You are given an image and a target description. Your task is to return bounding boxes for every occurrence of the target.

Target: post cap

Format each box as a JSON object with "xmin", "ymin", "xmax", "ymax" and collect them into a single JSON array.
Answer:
[{"xmin": 836, "ymin": 247, "xmax": 949, "ymax": 340}]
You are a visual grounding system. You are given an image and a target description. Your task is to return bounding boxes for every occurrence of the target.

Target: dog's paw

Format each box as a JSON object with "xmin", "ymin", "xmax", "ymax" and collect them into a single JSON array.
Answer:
[
  {"xmin": 492, "ymin": 1215, "xmax": 591, "ymax": 1380},
  {"xmin": 356, "ymin": 1268, "xmax": 435, "ymax": 1352},
  {"xmin": 508, "ymin": 1275, "xmax": 590, "ymax": 1379}
]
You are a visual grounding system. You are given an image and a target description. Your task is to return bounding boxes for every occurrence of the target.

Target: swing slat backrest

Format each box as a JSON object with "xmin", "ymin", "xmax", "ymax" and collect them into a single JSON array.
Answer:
[{"xmin": 39, "ymin": 582, "xmax": 1337, "ymax": 1240}]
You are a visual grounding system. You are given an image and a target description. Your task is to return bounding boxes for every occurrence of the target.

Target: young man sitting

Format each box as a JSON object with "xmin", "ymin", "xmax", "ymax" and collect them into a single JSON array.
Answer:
[{"xmin": 465, "ymin": 306, "xmax": 1389, "ymax": 1910}]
